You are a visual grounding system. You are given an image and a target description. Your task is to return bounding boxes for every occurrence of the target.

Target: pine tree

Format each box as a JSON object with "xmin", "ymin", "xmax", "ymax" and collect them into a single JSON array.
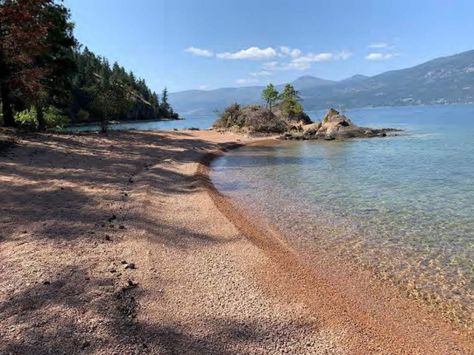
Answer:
[
  {"xmin": 0, "ymin": 0, "xmax": 53, "ymax": 126},
  {"xmin": 0, "ymin": 0, "xmax": 179, "ymax": 128},
  {"xmin": 34, "ymin": 2, "xmax": 77, "ymax": 130},
  {"xmin": 160, "ymin": 88, "xmax": 171, "ymax": 118},
  {"xmin": 261, "ymin": 83, "xmax": 279, "ymax": 112},
  {"xmin": 279, "ymin": 84, "xmax": 303, "ymax": 119}
]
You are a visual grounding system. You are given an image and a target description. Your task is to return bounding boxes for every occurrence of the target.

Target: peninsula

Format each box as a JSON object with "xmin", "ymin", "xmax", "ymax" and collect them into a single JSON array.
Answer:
[{"xmin": 213, "ymin": 84, "xmax": 400, "ymax": 140}]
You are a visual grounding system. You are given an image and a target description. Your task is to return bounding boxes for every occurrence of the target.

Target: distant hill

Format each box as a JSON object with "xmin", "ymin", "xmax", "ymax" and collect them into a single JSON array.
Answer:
[
  {"xmin": 286, "ymin": 75, "xmax": 335, "ymax": 90},
  {"xmin": 170, "ymin": 50, "xmax": 474, "ymax": 115}
]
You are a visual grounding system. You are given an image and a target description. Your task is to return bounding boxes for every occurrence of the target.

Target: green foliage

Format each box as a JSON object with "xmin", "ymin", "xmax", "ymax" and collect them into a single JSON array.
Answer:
[
  {"xmin": 37, "ymin": 2, "xmax": 77, "ymax": 113},
  {"xmin": 91, "ymin": 78, "xmax": 133, "ymax": 133},
  {"xmin": 69, "ymin": 48, "xmax": 178, "ymax": 124},
  {"xmin": 0, "ymin": 0, "xmax": 59, "ymax": 127},
  {"xmin": 0, "ymin": 0, "xmax": 179, "ymax": 129},
  {"xmin": 15, "ymin": 109, "xmax": 38, "ymax": 130},
  {"xmin": 214, "ymin": 82, "xmax": 311, "ymax": 134},
  {"xmin": 279, "ymin": 84, "xmax": 303, "ymax": 119},
  {"xmin": 76, "ymin": 109, "xmax": 90, "ymax": 122},
  {"xmin": 261, "ymin": 83, "xmax": 279, "ymax": 111},
  {"xmin": 159, "ymin": 88, "xmax": 178, "ymax": 119},
  {"xmin": 15, "ymin": 106, "xmax": 69, "ymax": 129},
  {"xmin": 213, "ymin": 103, "xmax": 243, "ymax": 128},
  {"xmin": 43, "ymin": 106, "xmax": 69, "ymax": 128}
]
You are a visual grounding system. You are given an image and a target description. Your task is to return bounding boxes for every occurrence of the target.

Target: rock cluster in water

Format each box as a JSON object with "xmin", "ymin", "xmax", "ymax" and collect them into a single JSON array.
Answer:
[{"xmin": 283, "ymin": 108, "xmax": 400, "ymax": 140}]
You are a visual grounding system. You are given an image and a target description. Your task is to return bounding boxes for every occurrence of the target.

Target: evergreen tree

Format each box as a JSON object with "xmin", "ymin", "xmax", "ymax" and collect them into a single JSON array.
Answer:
[
  {"xmin": 0, "ymin": 0, "xmax": 53, "ymax": 126},
  {"xmin": 93, "ymin": 78, "xmax": 132, "ymax": 133},
  {"xmin": 279, "ymin": 84, "xmax": 303, "ymax": 119},
  {"xmin": 34, "ymin": 2, "xmax": 77, "ymax": 130},
  {"xmin": 160, "ymin": 87, "xmax": 171, "ymax": 117},
  {"xmin": 261, "ymin": 83, "xmax": 279, "ymax": 111},
  {"xmin": 0, "ymin": 1, "xmax": 179, "ymax": 128}
]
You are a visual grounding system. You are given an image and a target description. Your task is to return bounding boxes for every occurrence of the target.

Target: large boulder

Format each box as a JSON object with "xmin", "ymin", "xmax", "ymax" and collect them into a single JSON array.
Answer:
[
  {"xmin": 317, "ymin": 109, "xmax": 354, "ymax": 139},
  {"xmin": 287, "ymin": 108, "xmax": 400, "ymax": 140}
]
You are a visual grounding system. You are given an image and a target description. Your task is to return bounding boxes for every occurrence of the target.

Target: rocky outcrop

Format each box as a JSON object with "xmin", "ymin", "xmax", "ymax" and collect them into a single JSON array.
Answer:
[
  {"xmin": 283, "ymin": 108, "xmax": 400, "ymax": 140},
  {"xmin": 213, "ymin": 104, "xmax": 308, "ymax": 134}
]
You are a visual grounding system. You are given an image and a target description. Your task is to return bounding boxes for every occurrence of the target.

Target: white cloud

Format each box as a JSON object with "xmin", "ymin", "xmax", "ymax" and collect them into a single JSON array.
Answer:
[
  {"xmin": 280, "ymin": 46, "xmax": 302, "ymax": 58},
  {"xmin": 335, "ymin": 49, "xmax": 353, "ymax": 60},
  {"xmin": 262, "ymin": 49, "xmax": 352, "ymax": 72},
  {"xmin": 293, "ymin": 52, "xmax": 334, "ymax": 64},
  {"xmin": 368, "ymin": 42, "xmax": 388, "ymax": 49},
  {"xmin": 198, "ymin": 85, "xmax": 208, "ymax": 90},
  {"xmin": 217, "ymin": 46, "xmax": 277, "ymax": 60},
  {"xmin": 236, "ymin": 78, "xmax": 259, "ymax": 85},
  {"xmin": 365, "ymin": 52, "xmax": 394, "ymax": 61},
  {"xmin": 250, "ymin": 70, "xmax": 272, "ymax": 77},
  {"xmin": 185, "ymin": 46, "xmax": 213, "ymax": 57}
]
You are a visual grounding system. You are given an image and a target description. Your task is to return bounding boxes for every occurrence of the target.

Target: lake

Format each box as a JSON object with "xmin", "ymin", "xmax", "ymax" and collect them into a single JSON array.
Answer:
[
  {"xmin": 211, "ymin": 104, "xmax": 474, "ymax": 327},
  {"xmin": 65, "ymin": 115, "xmax": 217, "ymax": 132}
]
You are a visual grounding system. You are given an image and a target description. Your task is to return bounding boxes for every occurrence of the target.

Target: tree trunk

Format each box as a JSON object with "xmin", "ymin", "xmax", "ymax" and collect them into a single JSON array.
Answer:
[
  {"xmin": 36, "ymin": 104, "xmax": 46, "ymax": 131},
  {"xmin": 1, "ymin": 83, "xmax": 15, "ymax": 127}
]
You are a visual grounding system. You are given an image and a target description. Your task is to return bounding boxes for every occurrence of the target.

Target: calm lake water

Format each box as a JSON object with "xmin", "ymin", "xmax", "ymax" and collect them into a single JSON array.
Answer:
[
  {"xmin": 65, "ymin": 115, "xmax": 217, "ymax": 132},
  {"xmin": 211, "ymin": 104, "xmax": 474, "ymax": 327}
]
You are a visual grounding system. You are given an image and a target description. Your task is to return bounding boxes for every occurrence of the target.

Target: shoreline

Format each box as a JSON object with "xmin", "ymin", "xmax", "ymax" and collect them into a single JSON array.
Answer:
[
  {"xmin": 196, "ymin": 136, "xmax": 474, "ymax": 343},
  {"xmin": 204, "ymin": 137, "xmax": 473, "ymax": 330},
  {"xmin": 1, "ymin": 129, "xmax": 473, "ymax": 353},
  {"xmin": 63, "ymin": 116, "xmax": 184, "ymax": 129}
]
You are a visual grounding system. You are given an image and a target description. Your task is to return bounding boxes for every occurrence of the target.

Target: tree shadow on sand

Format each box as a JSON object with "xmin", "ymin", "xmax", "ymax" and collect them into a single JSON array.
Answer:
[
  {"xmin": 0, "ymin": 265, "xmax": 319, "ymax": 354},
  {"xmin": 0, "ymin": 131, "xmax": 326, "ymax": 354}
]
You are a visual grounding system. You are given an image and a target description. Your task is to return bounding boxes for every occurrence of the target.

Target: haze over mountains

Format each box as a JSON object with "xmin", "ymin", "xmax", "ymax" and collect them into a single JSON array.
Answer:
[{"xmin": 170, "ymin": 50, "xmax": 474, "ymax": 115}]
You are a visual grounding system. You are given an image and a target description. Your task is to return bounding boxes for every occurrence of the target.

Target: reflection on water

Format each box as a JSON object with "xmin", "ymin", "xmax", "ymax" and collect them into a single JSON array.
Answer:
[{"xmin": 211, "ymin": 104, "xmax": 474, "ymax": 327}]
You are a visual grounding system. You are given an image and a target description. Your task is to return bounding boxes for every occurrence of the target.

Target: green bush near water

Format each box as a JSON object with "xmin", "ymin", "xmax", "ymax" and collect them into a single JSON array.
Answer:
[{"xmin": 15, "ymin": 107, "xmax": 69, "ymax": 130}]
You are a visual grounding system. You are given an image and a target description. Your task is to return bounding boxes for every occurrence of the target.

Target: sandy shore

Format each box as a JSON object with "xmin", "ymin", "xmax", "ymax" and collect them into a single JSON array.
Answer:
[{"xmin": 1, "ymin": 129, "xmax": 473, "ymax": 354}]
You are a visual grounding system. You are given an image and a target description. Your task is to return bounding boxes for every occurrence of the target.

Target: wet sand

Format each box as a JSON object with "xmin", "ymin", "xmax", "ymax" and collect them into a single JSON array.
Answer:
[{"xmin": 0, "ymin": 129, "xmax": 473, "ymax": 354}]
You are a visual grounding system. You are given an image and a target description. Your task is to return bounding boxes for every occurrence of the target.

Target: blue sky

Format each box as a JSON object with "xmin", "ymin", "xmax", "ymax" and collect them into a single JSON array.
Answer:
[{"xmin": 64, "ymin": 0, "xmax": 474, "ymax": 92}]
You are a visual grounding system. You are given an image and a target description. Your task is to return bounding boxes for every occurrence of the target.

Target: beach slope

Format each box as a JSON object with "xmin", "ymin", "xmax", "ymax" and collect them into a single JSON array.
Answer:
[{"xmin": 0, "ymin": 130, "xmax": 472, "ymax": 354}]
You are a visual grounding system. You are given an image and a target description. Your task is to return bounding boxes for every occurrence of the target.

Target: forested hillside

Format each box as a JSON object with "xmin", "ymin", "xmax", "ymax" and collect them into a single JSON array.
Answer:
[
  {"xmin": 0, "ymin": 0, "xmax": 177, "ymax": 131},
  {"xmin": 70, "ymin": 48, "xmax": 178, "ymax": 124}
]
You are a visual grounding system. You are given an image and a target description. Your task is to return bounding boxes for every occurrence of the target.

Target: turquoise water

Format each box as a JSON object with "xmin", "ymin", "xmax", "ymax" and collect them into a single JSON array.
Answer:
[
  {"xmin": 211, "ymin": 105, "xmax": 474, "ymax": 327},
  {"xmin": 65, "ymin": 115, "xmax": 217, "ymax": 132}
]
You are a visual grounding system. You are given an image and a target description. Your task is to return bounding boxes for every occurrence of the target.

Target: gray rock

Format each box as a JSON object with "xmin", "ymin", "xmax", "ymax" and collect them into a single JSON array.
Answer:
[{"xmin": 284, "ymin": 108, "xmax": 401, "ymax": 140}]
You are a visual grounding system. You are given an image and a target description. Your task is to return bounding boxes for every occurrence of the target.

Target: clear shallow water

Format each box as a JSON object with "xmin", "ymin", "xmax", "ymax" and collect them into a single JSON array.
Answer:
[
  {"xmin": 65, "ymin": 115, "xmax": 217, "ymax": 132},
  {"xmin": 211, "ymin": 105, "xmax": 474, "ymax": 327}
]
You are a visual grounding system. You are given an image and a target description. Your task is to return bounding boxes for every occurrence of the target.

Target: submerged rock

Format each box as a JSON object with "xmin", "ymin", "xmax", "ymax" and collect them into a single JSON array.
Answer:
[{"xmin": 285, "ymin": 108, "xmax": 400, "ymax": 140}]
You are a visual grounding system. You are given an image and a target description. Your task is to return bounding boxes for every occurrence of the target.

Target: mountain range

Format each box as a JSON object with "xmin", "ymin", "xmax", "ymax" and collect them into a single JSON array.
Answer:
[{"xmin": 169, "ymin": 50, "xmax": 474, "ymax": 115}]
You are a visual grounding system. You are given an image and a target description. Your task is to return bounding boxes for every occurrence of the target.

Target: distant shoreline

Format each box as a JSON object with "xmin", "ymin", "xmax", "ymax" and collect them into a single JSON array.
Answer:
[{"xmin": 176, "ymin": 102, "xmax": 474, "ymax": 117}]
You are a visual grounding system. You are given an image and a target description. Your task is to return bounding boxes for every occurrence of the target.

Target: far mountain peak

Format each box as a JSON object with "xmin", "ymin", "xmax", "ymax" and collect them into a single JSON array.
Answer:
[{"xmin": 291, "ymin": 75, "xmax": 335, "ymax": 90}]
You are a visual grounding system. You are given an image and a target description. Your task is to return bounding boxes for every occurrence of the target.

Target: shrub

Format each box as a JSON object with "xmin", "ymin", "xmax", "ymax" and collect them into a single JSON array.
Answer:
[
  {"xmin": 15, "ymin": 106, "xmax": 69, "ymax": 130},
  {"xmin": 15, "ymin": 108, "xmax": 38, "ymax": 129},
  {"xmin": 243, "ymin": 107, "xmax": 287, "ymax": 133},
  {"xmin": 213, "ymin": 103, "xmax": 243, "ymax": 129},
  {"xmin": 77, "ymin": 109, "xmax": 90, "ymax": 123},
  {"xmin": 213, "ymin": 104, "xmax": 288, "ymax": 133},
  {"xmin": 43, "ymin": 106, "xmax": 69, "ymax": 128}
]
